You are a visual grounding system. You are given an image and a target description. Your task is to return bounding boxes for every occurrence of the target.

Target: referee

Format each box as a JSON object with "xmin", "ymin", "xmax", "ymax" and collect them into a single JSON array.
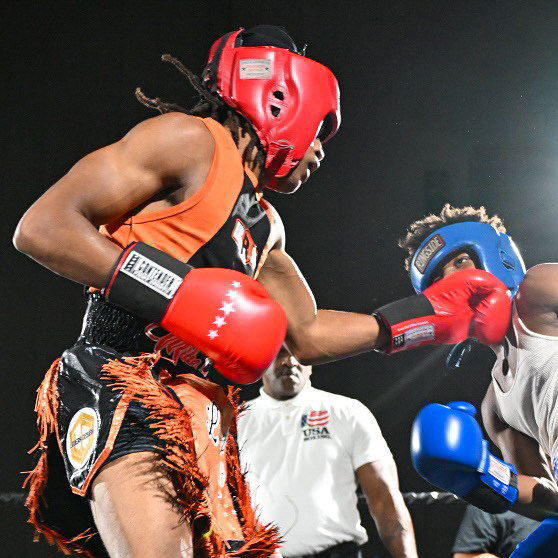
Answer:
[{"xmin": 238, "ymin": 348, "xmax": 418, "ymax": 558}]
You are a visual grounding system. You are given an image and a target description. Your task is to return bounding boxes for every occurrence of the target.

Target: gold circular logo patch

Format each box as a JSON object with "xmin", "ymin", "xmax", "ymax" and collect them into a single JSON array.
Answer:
[{"xmin": 66, "ymin": 407, "xmax": 98, "ymax": 469}]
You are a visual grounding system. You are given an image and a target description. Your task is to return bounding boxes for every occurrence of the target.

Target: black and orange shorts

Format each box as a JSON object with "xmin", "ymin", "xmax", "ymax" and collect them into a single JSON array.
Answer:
[{"xmin": 26, "ymin": 343, "xmax": 279, "ymax": 558}]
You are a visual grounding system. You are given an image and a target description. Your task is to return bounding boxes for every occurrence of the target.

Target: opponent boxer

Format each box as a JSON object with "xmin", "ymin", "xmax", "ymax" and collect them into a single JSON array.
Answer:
[
  {"xmin": 399, "ymin": 205, "xmax": 558, "ymax": 556},
  {"xmin": 14, "ymin": 24, "xmax": 510, "ymax": 557}
]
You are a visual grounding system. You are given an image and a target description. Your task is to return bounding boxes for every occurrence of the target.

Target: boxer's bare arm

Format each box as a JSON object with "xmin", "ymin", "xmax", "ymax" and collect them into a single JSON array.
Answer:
[
  {"xmin": 516, "ymin": 263, "xmax": 558, "ymax": 335},
  {"xmin": 482, "ymin": 385, "xmax": 553, "ymax": 477},
  {"xmin": 258, "ymin": 212, "xmax": 386, "ymax": 363},
  {"xmin": 482, "ymin": 384, "xmax": 558, "ymax": 519},
  {"xmin": 13, "ymin": 113, "xmax": 215, "ymax": 288},
  {"xmin": 258, "ymin": 249, "xmax": 384, "ymax": 363}
]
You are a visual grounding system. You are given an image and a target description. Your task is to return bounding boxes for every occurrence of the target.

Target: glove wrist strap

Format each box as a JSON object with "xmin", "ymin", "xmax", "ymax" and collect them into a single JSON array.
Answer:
[
  {"xmin": 104, "ymin": 242, "xmax": 193, "ymax": 323},
  {"xmin": 465, "ymin": 441, "xmax": 519, "ymax": 513},
  {"xmin": 373, "ymin": 295, "xmax": 435, "ymax": 353}
]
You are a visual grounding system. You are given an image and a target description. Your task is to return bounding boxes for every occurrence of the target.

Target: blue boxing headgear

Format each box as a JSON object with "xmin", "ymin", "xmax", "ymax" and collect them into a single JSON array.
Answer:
[{"xmin": 410, "ymin": 222, "xmax": 526, "ymax": 295}]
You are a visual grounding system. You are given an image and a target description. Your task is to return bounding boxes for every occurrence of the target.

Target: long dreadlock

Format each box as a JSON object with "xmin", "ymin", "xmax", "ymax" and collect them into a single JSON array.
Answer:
[{"xmin": 135, "ymin": 54, "xmax": 266, "ymax": 169}]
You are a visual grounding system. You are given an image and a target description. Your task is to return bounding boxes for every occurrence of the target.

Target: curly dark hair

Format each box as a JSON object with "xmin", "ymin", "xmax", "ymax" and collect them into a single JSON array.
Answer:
[
  {"xmin": 135, "ymin": 54, "xmax": 265, "ymax": 170},
  {"xmin": 398, "ymin": 204, "xmax": 506, "ymax": 273}
]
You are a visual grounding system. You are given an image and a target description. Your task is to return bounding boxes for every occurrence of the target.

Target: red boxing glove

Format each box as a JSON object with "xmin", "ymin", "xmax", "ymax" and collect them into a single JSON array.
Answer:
[
  {"xmin": 374, "ymin": 269, "xmax": 512, "ymax": 353},
  {"xmin": 162, "ymin": 268, "xmax": 287, "ymax": 384},
  {"xmin": 104, "ymin": 242, "xmax": 287, "ymax": 384}
]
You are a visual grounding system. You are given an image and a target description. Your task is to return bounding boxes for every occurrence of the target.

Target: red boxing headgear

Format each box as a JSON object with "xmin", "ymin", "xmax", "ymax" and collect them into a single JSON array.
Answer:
[{"xmin": 203, "ymin": 29, "xmax": 340, "ymax": 179}]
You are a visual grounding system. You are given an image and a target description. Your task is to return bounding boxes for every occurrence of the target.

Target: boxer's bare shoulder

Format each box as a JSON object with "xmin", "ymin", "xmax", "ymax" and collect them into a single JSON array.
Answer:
[{"xmin": 516, "ymin": 263, "xmax": 558, "ymax": 334}]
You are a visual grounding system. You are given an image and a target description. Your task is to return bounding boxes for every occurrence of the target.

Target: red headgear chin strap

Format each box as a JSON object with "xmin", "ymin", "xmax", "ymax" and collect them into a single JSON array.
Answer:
[{"xmin": 204, "ymin": 29, "xmax": 340, "ymax": 180}]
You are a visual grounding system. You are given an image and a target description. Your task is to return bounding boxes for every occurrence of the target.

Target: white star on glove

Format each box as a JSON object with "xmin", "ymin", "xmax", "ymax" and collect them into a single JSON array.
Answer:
[
  {"xmin": 231, "ymin": 281, "xmax": 242, "ymax": 289},
  {"xmin": 220, "ymin": 301, "xmax": 236, "ymax": 316},
  {"xmin": 213, "ymin": 316, "xmax": 226, "ymax": 328},
  {"xmin": 208, "ymin": 329, "xmax": 219, "ymax": 339}
]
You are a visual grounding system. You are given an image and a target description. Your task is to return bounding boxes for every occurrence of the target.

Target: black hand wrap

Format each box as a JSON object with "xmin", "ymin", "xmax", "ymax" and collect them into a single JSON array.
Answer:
[
  {"xmin": 374, "ymin": 294, "xmax": 434, "ymax": 326},
  {"xmin": 373, "ymin": 294, "xmax": 435, "ymax": 352}
]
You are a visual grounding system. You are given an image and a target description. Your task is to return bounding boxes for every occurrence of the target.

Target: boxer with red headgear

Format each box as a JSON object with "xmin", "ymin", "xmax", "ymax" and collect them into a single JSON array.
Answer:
[
  {"xmin": 14, "ymin": 25, "xmax": 339, "ymax": 558},
  {"xmin": 202, "ymin": 27, "xmax": 340, "ymax": 183},
  {"xmin": 15, "ymin": 26, "xmax": 519, "ymax": 556}
]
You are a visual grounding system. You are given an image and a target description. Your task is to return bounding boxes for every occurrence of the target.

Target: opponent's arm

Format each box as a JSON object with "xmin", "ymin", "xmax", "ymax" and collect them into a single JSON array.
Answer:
[
  {"xmin": 412, "ymin": 401, "xmax": 522, "ymax": 515},
  {"xmin": 357, "ymin": 459, "xmax": 418, "ymax": 558},
  {"xmin": 482, "ymin": 384, "xmax": 558, "ymax": 520},
  {"xmin": 412, "ymin": 399, "xmax": 558, "ymax": 521},
  {"xmin": 13, "ymin": 112, "xmax": 214, "ymax": 287}
]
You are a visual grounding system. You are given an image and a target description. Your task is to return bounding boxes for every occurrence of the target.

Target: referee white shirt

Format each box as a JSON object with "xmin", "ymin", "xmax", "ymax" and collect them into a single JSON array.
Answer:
[{"xmin": 238, "ymin": 381, "xmax": 393, "ymax": 557}]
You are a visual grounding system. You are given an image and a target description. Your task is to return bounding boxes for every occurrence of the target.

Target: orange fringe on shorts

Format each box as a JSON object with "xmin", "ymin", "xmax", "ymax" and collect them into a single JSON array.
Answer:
[
  {"xmin": 25, "ymin": 358, "xmax": 97, "ymax": 556},
  {"xmin": 25, "ymin": 354, "xmax": 280, "ymax": 558}
]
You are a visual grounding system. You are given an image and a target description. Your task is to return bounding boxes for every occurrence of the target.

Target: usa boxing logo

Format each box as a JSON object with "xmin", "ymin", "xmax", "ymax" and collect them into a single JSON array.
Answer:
[{"xmin": 301, "ymin": 410, "xmax": 330, "ymax": 441}]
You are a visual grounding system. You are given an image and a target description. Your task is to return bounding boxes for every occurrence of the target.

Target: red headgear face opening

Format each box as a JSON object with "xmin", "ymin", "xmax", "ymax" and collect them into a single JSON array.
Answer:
[{"xmin": 204, "ymin": 29, "xmax": 341, "ymax": 178}]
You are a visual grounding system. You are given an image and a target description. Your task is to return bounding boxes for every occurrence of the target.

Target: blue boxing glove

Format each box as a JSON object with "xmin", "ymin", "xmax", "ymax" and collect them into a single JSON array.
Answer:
[
  {"xmin": 411, "ymin": 401, "xmax": 518, "ymax": 514},
  {"xmin": 510, "ymin": 518, "xmax": 558, "ymax": 557}
]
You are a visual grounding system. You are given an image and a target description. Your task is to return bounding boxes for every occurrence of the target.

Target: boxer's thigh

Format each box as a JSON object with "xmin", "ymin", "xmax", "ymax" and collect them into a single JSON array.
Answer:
[{"xmin": 90, "ymin": 451, "xmax": 193, "ymax": 558}]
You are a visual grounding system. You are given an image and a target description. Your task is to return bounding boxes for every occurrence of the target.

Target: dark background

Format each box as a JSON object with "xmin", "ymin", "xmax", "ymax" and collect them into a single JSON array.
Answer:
[{"xmin": 2, "ymin": 1, "xmax": 558, "ymax": 556}]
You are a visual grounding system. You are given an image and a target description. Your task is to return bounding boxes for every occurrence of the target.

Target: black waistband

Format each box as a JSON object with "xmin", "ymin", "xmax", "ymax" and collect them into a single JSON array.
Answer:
[
  {"xmin": 77, "ymin": 292, "xmax": 149, "ymax": 353},
  {"xmin": 77, "ymin": 292, "xmax": 224, "ymax": 382}
]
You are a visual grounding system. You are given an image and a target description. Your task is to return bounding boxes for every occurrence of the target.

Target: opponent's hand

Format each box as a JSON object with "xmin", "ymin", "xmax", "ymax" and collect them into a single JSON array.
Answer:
[
  {"xmin": 411, "ymin": 401, "xmax": 518, "ymax": 514},
  {"xmin": 374, "ymin": 269, "xmax": 512, "ymax": 353},
  {"xmin": 104, "ymin": 242, "xmax": 287, "ymax": 384}
]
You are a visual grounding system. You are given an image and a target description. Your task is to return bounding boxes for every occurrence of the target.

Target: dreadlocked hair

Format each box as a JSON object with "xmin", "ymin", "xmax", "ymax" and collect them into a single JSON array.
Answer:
[
  {"xmin": 399, "ymin": 204, "xmax": 507, "ymax": 272},
  {"xmin": 135, "ymin": 54, "xmax": 266, "ymax": 170}
]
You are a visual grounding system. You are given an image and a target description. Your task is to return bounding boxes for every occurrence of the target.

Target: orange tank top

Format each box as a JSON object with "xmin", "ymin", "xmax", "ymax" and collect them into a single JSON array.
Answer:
[
  {"xmin": 80, "ymin": 117, "xmax": 274, "ymax": 380},
  {"xmin": 100, "ymin": 117, "xmax": 273, "ymax": 278}
]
